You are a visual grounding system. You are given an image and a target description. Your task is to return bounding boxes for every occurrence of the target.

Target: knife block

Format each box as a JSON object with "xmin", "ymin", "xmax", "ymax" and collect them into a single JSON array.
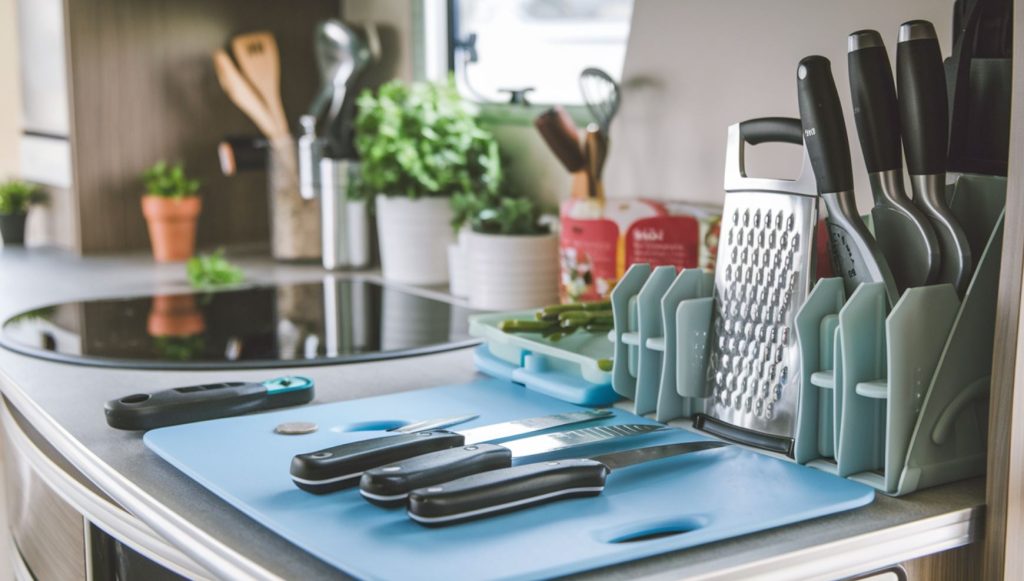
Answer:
[{"xmin": 607, "ymin": 173, "xmax": 1006, "ymax": 496}]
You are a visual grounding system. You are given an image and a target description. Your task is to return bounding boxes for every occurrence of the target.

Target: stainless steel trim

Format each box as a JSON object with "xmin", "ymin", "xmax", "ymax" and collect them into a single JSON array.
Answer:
[
  {"xmin": 0, "ymin": 369, "xmax": 275, "ymax": 580},
  {"xmin": 898, "ymin": 20, "xmax": 937, "ymax": 43},
  {"xmin": 848, "ymin": 30, "xmax": 883, "ymax": 52},
  {"xmin": 683, "ymin": 508, "xmax": 976, "ymax": 581},
  {"xmin": 0, "ymin": 401, "xmax": 214, "ymax": 580}
]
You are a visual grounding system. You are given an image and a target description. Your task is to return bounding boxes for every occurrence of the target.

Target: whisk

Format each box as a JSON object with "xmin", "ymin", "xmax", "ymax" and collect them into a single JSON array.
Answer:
[{"xmin": 578, "ymin": 67, "xmax": 621, "ymax": 136}]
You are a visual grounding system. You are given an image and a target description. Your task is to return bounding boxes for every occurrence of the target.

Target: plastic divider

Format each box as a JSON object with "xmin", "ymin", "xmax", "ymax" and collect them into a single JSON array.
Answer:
[
  {"xmin": 632, "ymin": 266, "xmax": 679, "ymax": 415},
  {"xmin": 611, "ymin": 264, "xmax": 652, "ymax": 400},
  {"xmin": 658, "ymin": 270, "xmax": 713, "ymax": 421}
]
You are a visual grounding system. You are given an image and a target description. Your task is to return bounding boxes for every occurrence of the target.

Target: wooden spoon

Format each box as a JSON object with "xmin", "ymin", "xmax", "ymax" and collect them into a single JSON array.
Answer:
[
  {"xmin": 212, "ymin": 49, "xmax": 282, "ymax": 140},
  {"xmin": 231, "ymin": 31, "xmax": 289, "ymax": 137}
]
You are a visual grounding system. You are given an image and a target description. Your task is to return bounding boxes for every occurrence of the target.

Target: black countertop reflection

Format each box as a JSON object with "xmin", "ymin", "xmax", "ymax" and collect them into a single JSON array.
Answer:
[{"xmin": 0, "ymin": 279, "xmax": 478, "ymax": 369}]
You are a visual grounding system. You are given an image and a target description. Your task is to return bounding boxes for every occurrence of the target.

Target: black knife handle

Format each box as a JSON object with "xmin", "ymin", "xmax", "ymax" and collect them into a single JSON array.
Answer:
[
  {"xmin": 896, "ymin": 20, "xmax": 948, "ymax": 176},
  {"xmin": 738, "ymin": 117, "xmax": 803, "ymax": 146},
  {"xmin": 105, "ymin": 382, "xmax": 268, "ymax": 431},
  {"xmin": 797, "ymin": 56, "xmax": 855, "ymax": 194},
  {"xmin": 848, "ymin": 30, "xmax": 902, "ymax": 173},
  {"xmin": 360, "ymin": 443, "xmax": 514, "ymax": 507},
  {"xmin": 290, "ymin": 431, "xmax": 466, "ymax": 494},
  {"xmin": 407, "ymin": 459, "xmax": 609, "ymax": 526}
]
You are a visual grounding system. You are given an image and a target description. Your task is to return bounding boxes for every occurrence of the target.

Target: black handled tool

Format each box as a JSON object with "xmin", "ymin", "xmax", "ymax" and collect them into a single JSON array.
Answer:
[
  {"xmin": 896, "ymin": 20, "xmax": 972, "ymax": 296},
  {"xmin": 407, "ymin": 440, "xmax": 729, "ymax": 526},
  {"xmin": 360, "ymin": 423, "xmax": 664, "ymax": 507},
  {"xmin": 797, "ymin": 55, "xmax": 899, "ymax": 305},
  {"xmin": 290, "ymin": 409, "xmax": 614, "ymax": 494},
  {"xmin": 105, "ymin": 376, "xmax": 314, "ymax": 430},
  {"xmin": 848, "ymin": 30, "xmax": 940, "ymax": 292}
]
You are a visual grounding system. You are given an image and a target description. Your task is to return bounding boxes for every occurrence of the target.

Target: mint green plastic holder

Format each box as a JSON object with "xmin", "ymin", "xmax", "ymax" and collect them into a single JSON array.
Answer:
[{"xmin": 608, "ymin": 173, "xmax": 1005, "ymax": 496}]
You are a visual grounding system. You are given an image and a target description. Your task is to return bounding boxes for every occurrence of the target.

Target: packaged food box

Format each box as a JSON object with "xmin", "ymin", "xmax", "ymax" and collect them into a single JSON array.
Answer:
[{"xmin": 559, "ymin": 198, "xmax": 721, "ymax": 302}]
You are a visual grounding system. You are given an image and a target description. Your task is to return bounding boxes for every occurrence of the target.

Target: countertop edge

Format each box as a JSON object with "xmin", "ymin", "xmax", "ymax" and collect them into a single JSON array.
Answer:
[{"xmin": 0, "ymin": 366, "xmax": 278, "ymax": 580}]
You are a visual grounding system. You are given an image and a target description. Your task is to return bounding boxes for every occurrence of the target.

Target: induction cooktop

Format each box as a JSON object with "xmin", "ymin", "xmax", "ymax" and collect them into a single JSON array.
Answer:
[{"xmin": 0, "ymin": 278, "xmax": 478, "ymax": 369}]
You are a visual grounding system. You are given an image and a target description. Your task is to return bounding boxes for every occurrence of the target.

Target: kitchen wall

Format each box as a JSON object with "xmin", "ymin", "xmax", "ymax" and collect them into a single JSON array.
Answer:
[
  {"xmin": 0, "ymin": 0, "xmax": 19, "ymax": 177},
  {"xmin": 604, "ymin": 0, "xmax": 953, "ymax": 212},
  {"xmin": 64, "ymin": 0, "xmax": 340, "ymax": 254}
]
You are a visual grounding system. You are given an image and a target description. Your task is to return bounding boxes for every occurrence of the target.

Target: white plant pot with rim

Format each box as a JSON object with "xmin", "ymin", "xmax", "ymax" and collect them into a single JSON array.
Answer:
[
  {"xmin": 468, "ymin": 231, "xmax": 559, "ymax": 310},
  {"xmin": 376, "ymin": 194, "xmax": 454, "ymax": 285}
]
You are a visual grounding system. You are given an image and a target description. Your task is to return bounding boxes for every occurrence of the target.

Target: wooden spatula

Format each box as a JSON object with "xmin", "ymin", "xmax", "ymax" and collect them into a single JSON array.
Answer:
[
  {"xmin": 212, "ymin": 49, "xmax": 283, "ymax": 140},
  {"xmin": 231, "ymin": 31, "xmax": 289, "ymax": 137}
]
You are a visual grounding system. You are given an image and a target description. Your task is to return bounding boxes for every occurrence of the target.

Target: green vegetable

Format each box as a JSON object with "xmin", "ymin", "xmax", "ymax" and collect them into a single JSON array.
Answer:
[
  {"xmin": 153, "ymin": 335, "xmax": 206, "ymax": 361},
  {"xmin": 354, "ymin": 80, "xmax": 502, "ymax": 204},
  {"xmin": 597, "ymin": 358, "xmax": 614, "ymax": 372},
  {"xmin": 142, "ymin": 161, "xmax": 200, "ymax": 199},
  {"xmin": 537, "ymin": 301, "xmax": 611, "ymax": 321},
  {"xmin": 0, "ymin": 180, "xmax": 43, "ymax": 215},
  {"xmin": 186, "ymin": 249, "xmax": 244, "ymax": 288},
  {"xmin": 498, "ymin": 319, "xmax": 558, "ymax": 334}
]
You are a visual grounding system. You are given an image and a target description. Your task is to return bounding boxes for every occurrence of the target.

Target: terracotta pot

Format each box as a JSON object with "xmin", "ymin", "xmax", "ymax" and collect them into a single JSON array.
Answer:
[
  {"xmin": 141, "ymin": 195, "xmax": 202, "ymax": 262},
  {"xmin": 147, "ymin": 294, "xmax": 205, "ymax": 337}
]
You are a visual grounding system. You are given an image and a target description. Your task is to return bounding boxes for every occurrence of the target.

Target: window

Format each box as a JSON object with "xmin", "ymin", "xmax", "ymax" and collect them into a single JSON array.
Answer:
[{"xmin": 450, "ymin": 0, "xmax": 634, "ymax": 105}]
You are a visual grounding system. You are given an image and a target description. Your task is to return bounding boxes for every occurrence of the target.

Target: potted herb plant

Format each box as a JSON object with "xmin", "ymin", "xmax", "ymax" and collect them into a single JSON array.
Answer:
[
  {"xmin": 0, "ymin": 180, "xmax": 42, "ymax": 246},
  {"xmin": 457, "ymin": 192, "xmax": 558, "ymax": 310},
  {"xmin": 141, "ymin": 161, "xmax": 201, "ymax": 262},
  {"xmin": 354, "ymin": 80, "xmax": 502, "ymax": 285}
]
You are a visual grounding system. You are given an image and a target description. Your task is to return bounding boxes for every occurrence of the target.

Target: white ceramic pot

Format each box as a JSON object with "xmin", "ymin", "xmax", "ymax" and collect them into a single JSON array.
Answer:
[
  {"xmin": 468, "ymin": 231, "xmax": 559, "ymax": 310},
  {"xmin": 375, "ymin": 195, "xmax": 454, "ymax": 285}
]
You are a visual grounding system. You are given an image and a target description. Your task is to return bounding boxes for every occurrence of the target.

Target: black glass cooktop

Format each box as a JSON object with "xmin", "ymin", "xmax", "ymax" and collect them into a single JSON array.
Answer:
[{"xmin": 0, "ymin": 279, "xmax": 478, "ymax": 369}]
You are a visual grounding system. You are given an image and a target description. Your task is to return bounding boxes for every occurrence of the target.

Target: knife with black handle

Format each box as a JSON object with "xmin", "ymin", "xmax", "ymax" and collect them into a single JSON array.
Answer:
[
  {"xmin": 797, "ymin": 55, "xmax": 899, "ymax": 306},
  {"xmin": 848, "ymin": 30, "xmax": 940, "ymax": 292},
  {"xmin": 407, "ymin": 440, "xmax": 728, "ymax": 526},
  {"xmin": 896, "ymin": 20, "xmax": 972, "ymax": 296},
  {"xmin": 360, "ymin": 423, "xmax": 664, "ymax": 507},
  {"xmin": 290, "ymin": 409, "xmax": 614, "ymax": 493}
]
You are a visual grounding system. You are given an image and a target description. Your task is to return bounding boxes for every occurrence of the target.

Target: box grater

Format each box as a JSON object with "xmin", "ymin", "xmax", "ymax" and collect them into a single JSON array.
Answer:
[{"xmin": 693, "ymin": 118, "xmax": 818, "ymax": 456}]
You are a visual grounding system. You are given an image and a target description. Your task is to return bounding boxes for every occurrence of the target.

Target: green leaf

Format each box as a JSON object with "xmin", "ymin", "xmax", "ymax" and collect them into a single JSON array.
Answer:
[
  {"xmin": 186, "ymin": 249, "xmax": 244, "ymax": 288},
  {"xmin": 0, "ymin": 180, "xmax": 42, "ymax": 215},
  {"xmin": 142, "ymin": 161, "xmax": 201, "ymax": 199}
]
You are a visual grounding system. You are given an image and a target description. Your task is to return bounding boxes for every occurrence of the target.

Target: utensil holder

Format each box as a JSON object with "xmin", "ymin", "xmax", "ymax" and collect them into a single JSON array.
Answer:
[
  {"xmin": 268, "ymin": 140, "xmax": 321, "ymax": 261},
  {"xmin": 606, "ymin": 173, "xmax": 1005, "ymax": 495},
  {"xmin": 319, "ymin": 158, "xmax": 372, "ymax": 270}
]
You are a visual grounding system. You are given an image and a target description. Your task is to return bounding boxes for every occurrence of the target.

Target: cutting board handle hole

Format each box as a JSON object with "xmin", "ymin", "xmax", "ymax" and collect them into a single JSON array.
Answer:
[{"xmin": 600, "ymin": 516, "xmax": 708, "ymax": 544}]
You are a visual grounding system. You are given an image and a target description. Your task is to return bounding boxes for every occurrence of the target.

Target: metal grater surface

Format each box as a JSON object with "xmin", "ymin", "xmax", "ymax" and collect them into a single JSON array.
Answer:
[
  {"xmin": 696, "ymin": 119, "xmax": 818, "ymax": 453},
  {"xmin": 705, "ymin": 192, "xmax": 817, "ymax": 443}
]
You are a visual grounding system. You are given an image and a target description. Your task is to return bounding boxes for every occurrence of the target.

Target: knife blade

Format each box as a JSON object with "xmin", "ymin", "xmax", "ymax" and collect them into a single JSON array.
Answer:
[
  {"xmin": 848, "ymin": 29, "xmax": 940, "ymax": 292},
  {"xmin": 407, "ymin": 440, "xmax": 729, "ymax": 526},
  {"xmin": 360, "ymin": 423, "xmax": 665, "ymax": 506},
  {"xmin": 797, "ymin": 55, "xmax": 899, "ymax": 306},
  {"xmin": 896, "ymin": 20, "xmax": 972, "ymax": 296},
  {"xmin": 290, "ymin": 409, "xmax": 615, "ymax": 494}
]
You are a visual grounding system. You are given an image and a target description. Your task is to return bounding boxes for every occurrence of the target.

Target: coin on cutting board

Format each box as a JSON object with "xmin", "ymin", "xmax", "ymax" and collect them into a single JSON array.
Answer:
[{"xmin": 274, "ymin": 421, "xmax": 318, "ymax": 435}]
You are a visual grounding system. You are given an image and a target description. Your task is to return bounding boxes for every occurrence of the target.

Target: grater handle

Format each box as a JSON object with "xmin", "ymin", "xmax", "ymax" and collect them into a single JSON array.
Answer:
[
  {"xmin": 738, "ymin": 117, "xmax": 803, "ymax": 146},
  {"xmin": 723, "ymin": 118, "xmax": 817, "ymax": 195},
  {"xmin": 797, "ymin": 55, "xmax": 855, "ymax": 195}
]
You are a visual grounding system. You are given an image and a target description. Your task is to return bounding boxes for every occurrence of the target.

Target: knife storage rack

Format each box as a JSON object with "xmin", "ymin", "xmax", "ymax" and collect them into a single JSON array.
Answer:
[{"xmin": 608, "ymin": 173, "xmax": 1006, "ymax": 495}]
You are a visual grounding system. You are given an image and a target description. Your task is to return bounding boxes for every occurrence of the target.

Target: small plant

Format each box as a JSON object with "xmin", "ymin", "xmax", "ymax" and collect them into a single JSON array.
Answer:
[
  {"xmin": 0, "ymin": 180, "xmax": 42, "ymax": 215},
  {"xmin": 186, "ymin": 249, "xmax": 245, "ymax": 288},
  {"xmin": 354, "ymin": 80, "xmax": 503, "ymax": 201},
  {"xmin": 454, "ymin": 190, "xmax": 549, "ymax": 236},
  {"xmin": 472, "ymin": 197, "xmax": 549, "ymax": 235},
  {"xmin": 142, "ymin": 161, "xmax": 200, "ymax": 199},
  {"xmin": 153, "ymin": 335, "xmax": 206, "ymax": 361}
]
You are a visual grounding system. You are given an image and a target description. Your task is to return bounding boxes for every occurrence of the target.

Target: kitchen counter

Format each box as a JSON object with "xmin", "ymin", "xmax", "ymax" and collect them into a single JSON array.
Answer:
[{"xmin": 0, "ymin": 248, "xmax": 984, "ymax": 580}]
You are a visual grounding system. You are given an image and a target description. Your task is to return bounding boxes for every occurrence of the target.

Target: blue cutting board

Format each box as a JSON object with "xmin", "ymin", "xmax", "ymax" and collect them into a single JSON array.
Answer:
[{"xmin": 145, "ymin": 379, "xmax": 873, "ymax": 580}]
